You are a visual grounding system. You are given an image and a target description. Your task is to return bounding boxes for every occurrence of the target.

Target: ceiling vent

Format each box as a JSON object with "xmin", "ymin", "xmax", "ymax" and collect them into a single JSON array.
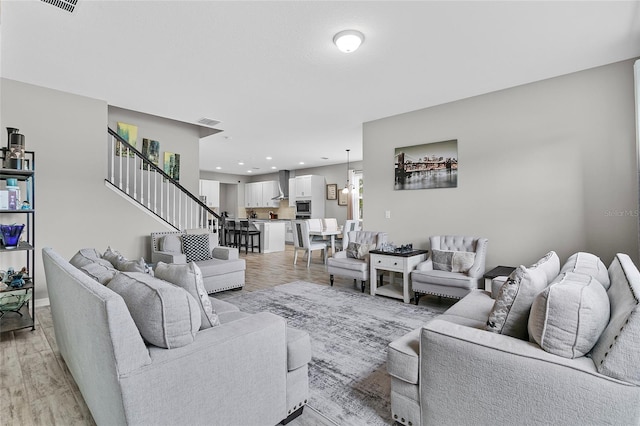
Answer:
[
  {"xmin": 41, "ymin": 0, "xmax": 78, "ymax": 13},
  {"xmin": 197, "ymin": 117, "xmax": 221, "ymax": 127}
]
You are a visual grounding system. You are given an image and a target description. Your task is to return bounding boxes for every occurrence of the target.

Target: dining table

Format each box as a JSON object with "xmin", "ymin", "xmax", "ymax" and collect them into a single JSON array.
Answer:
[{"xmin": 308, "ymin": 228, "xmax": 342, "ymax": 255}]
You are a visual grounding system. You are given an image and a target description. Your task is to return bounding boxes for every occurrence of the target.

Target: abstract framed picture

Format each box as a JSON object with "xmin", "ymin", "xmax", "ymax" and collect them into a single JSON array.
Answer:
[
  {"xmin": 141, "ymin": 138, "xmax": 160, "ymax": 170},
  {"xmin": 163, "ymin": 152, "xmax": 181, "ymax": 182},
  {"xmin": 338, "ymin": 190, "xmax": 348, "ymax": 206},
  {"xmin": 116, "ymin": 122, "xmax": 137, "ymax": 157},
  {"xmin": 394, "ymin": 139, "xmax": 458, "ymax": 190},
  {"xmin": 326, "ymin": 184, "xmax": 337, "ymax": 200}
]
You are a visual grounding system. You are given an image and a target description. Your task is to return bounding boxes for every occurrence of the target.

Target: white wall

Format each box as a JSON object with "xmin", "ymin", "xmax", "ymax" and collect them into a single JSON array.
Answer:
[
  {"xmin": 363, "ymin": 59, "xmax": 639, "ymax": 269},
  {"xmin": 0, "ymin": 79, "xmax": 187, "ymax": 300}
]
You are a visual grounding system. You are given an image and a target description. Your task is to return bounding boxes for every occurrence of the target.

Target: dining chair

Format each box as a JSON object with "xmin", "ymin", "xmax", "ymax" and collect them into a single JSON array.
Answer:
[{"xmin": 292, "ymin": 220, "xmax": 327, "ymax": 267}]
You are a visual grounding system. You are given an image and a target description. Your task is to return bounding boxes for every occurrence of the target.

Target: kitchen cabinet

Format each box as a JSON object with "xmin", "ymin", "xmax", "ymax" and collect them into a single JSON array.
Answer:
[
  {"xmin": 288, "ymin": 178, "xmax": 296, "ymax": 207},
  {"xmin": 199, "ymin": 179, "xmax": 220, "ymax": 207},
  {"xmin": 244, "ymin": 181, "xmax": 279, "ymax": 208},
  {"xmin": 291, "ymin": 175, "xmax": 325, "ymax": 218}
]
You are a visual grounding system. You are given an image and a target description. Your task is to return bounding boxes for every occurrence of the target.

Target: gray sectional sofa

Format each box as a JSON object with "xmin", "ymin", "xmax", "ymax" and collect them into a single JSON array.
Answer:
[
  {"xmin": 42, "ymin": 247, "xmax": 310, "ymax": 426},
  {"xmin": 388, "ymin": 251, "xmax": 640, "ymax": 426}
]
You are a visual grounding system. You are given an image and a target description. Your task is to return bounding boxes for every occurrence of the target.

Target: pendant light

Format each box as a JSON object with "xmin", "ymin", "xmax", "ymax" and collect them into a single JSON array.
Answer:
[{"xmin": 342, "ymin": 149, "xmax": 351, "ymax": 194}]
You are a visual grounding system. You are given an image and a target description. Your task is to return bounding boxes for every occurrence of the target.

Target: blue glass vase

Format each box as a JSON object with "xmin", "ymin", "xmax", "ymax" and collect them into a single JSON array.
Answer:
[{"xmin": 1, "ymin": 224, "xmax": 24, "ymax": 248}]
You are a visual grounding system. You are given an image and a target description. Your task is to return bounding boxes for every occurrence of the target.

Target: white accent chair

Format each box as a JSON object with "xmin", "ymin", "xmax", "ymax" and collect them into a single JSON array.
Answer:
[
  {"xmin": 328, "ymin": 230, "xmax": 387, "ymax": 292},
  {"xmin": 411, "ymin": 235, "xmax": 488, "ymax": 303},
  {"xmin": 292, "ymin": 220, "xmax": 327, "ymax": 267}
]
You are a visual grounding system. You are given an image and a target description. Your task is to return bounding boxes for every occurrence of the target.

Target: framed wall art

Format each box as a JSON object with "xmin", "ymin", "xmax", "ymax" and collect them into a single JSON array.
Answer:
[
  {"xmin": 394, "ymin": 139, "xmax": 458, "ymax": 190},
  {"xmin": 326, "ymin": 184, "xmax": 337, "ymax": 200},
  {"xmin": 116, "ymin": 122, "xmax": 138, "ymax": 157}
]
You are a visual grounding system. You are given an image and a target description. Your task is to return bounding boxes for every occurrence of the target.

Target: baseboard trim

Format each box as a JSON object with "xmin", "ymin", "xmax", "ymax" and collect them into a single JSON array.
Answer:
[{"xmin": 35, "ymin": 297, "xmax": 50, "ymax": 307}]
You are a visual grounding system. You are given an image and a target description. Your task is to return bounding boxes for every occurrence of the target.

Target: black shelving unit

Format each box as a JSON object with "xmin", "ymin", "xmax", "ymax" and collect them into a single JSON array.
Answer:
[{"xmin": 0, "ymin": 150, "xmax": 35, "ymax": 333}]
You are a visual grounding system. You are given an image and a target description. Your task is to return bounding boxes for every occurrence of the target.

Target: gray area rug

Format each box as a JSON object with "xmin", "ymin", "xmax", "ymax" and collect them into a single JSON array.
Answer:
[{"xmin": 224, "ymin": 281, "xmax": 445, "ymax": 426}]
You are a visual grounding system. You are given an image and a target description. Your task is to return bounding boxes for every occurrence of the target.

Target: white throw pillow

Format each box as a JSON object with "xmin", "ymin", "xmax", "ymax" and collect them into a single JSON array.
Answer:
[
  {"xmin": 528, "ymin": 272, "xmax": 610, "ymax": 358},
  {"xmin": 560, "ymin": 252, "xmax": 610, "ymax": 290},
  {"xmin": 153, "ymin": 261, "xmax": 220, "ymax": 329},
  {"xmin": 432, "ymin": 249, "xmax": 476, "ymax": 273}
]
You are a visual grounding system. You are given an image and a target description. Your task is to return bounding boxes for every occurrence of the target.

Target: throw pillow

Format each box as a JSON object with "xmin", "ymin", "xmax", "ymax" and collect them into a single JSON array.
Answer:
[
  {"xmin": 115, "ymin": 257, "xmax": 147, "ymax": 273},
  {"xmin": 160, "ymin": 234, "xmax": 182, "ymax": 253},
  {"xmin": 69, "ymin": 248, "xmax": 113, "ymax": 270},
  {"xmin": 432, "ymin": 249, "xmax": 476, "ymax": 273},
  {"xmin": 153, "ymin": 261, "xmax": 220, "ymax": 329},
  {"xmin": 346, "ymin": 242, "xmax": 375, "ymax": 260},
  {"xmin": 530, "ymin": 251, "xmax": 561, "ymax": 284},
  {"xmin": 590, "ymin": 254, "xmax": 640, "ymax": 385},
  {"xmin": 107, "ymin": 272, "xmax": 201, "ymax": 349},
  {"xmin": 560, "ymin": 252, "xmax": 610, "ymax": 290},
  {"xmin": 80, "ymin": 262, "xmax": 117, "ymax": 285},
  {"xmin": 528, "ymin": 272, "xmax": 610, "ymax": 358},
  {"xmin": 432, "ymin": 249, "xmax": 453, "ymax": 271},
  {"xmin": 486, "ymin": 265, "xmax": 547, "ymax": 340},
  {"xmin": 103, "ymin": 246, "xmax": 124, "ymax": 267},
  {"xmin": 182, "ymin": 234, "xmax": 213, "ymax": 263}
]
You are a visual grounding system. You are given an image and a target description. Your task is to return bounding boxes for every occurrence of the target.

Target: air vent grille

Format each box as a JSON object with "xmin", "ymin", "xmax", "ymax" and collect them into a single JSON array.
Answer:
[
  {"xmin": 41, "ymin": 0, "xmax": 78, "ymax": 12},
  {"xmin": 197, "ymin": 117, "xmax": 221, "ymax": 127}
]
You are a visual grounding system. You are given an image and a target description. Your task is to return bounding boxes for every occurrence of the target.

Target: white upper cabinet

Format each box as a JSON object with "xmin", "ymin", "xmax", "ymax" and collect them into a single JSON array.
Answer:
[
  {"xmin": 199, "ymin": 179, "xmax": 220, "ymax": 207},
  {"xmin": 245, "ymin": 181, "xmax": 280, "ymax": 208}
]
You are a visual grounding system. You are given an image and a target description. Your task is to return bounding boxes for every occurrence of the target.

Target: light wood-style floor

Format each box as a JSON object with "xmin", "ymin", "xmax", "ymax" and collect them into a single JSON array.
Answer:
[{"xmin": 0, "ymin": 244, "xmax": 451, "ymax": 426}]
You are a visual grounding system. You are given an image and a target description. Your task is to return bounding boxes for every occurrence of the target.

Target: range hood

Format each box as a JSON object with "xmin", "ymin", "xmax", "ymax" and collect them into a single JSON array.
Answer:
[{"xmin": 271, "ymin": 170, "xmax": 290, "ymax": 200}]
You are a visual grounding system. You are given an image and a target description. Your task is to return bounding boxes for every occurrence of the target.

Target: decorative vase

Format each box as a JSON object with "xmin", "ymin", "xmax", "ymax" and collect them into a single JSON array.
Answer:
[
  {"xmin": 5, "ymin": 127, "xmax": 25, "ymax": 170},
  {"xmin": 0, "ymin": 224, "xmax": 25, "ymax": 248}
]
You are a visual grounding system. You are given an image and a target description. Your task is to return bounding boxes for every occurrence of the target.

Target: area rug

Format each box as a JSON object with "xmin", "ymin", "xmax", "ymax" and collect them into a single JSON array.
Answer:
[{"xmin": 224, "ymin": 281, "xmax": 445, "ymax": 425}]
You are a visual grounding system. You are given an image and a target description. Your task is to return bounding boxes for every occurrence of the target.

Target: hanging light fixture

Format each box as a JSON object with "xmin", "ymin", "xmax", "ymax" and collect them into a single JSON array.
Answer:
[{"xmin": 342, "ymin": 149, "xmax": 351, "ymax": 194}]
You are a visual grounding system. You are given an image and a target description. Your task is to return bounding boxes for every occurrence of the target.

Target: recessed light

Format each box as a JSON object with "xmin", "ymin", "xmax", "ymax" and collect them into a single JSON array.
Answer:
[
  {"xmin": 266, "ymin": 156, "xmax": 272, "ymax": 160},
  {"xmin": 238, "ymin": 162, "xmax": 244, "ymax": 165},
  {"xmin": 271, "ymin": 166, "xmax": 277, "ymax": 169},
  {"xmin": 247, "ymin": 170, "xmax": 252, "ymax": 173},
  {"xmin": 215, "ymin": 166, "xmax": 221, "ymax": 170},
  {"xmin": 321, "ymin": 157, "xmax": 329, "ymax": 160},
  {"xmin": 299, "ymin": 162, "xmax": 305, "ymax": 165}
]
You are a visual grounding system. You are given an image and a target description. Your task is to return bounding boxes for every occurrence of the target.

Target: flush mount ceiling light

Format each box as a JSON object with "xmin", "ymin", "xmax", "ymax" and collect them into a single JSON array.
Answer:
[{"xmin": 333, "ymin": 30, "xmax": 364, "ymax": 53}]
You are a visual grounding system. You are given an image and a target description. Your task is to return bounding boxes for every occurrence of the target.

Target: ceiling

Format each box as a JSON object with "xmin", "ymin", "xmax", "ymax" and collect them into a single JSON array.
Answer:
[{"xmin": 2, "ymin": 1, "xmax": 640, "ymax": 176}]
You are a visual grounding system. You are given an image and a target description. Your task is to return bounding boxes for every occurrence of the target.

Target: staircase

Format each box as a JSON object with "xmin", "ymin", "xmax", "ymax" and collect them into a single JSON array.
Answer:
[{"xmin": 105, "ymin": 128, "xmax": 221, "ymax": 233}]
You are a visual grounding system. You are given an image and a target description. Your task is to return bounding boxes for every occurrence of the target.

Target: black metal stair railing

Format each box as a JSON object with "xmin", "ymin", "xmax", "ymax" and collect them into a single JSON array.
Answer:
[{"xmin": 105, "ymin": 127, "xmax": 222, "ymax": 233}]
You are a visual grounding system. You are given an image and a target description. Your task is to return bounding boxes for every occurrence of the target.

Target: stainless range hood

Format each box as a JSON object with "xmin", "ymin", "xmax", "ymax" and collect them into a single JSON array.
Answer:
[{"xmin": 271, "ymin": 170, "xmax": 290, "ymax": 200}]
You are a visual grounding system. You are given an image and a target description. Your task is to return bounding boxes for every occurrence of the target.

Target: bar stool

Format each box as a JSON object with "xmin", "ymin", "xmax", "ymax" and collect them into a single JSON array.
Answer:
[{"xmin": 238, "ymin": 220, "xmax": 261, "ymax": 254}]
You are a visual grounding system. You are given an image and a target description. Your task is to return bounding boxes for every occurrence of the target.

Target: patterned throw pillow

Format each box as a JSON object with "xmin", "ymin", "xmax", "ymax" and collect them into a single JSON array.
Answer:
[
  {"xmin": 115, "ymin": 257, "xmax": 147, "ymax": 273},
  {"xmin": 432, "ymin": 249, "xmax": 476, "ymax": 273},
  {"xmin": 486, "ymin": 265, "xmax": 547, "ymax": 339},
  {"xmin": 182, "ymin": 234, "xmax": 213, "ymax": 262},
  {"xmin": 346, "ymin": 242, "xmax": 375, "ymax": 260},
  {"xmin": 103, "ymin": 246, "xmax": 124, "ymax": 267},
  {"xmin": 153, "ymin": 261, "xmax": 220, "ymax": 329}
]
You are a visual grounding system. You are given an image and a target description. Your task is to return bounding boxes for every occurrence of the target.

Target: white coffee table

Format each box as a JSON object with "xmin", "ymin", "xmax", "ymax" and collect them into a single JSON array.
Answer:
[{"xmin": 369, "ymin": 249, "xmax": 428, "ymax": 303}]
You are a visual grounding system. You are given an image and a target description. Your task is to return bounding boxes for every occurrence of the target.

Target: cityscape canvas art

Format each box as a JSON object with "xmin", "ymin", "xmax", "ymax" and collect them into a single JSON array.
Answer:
[
  {"xmin": 394, "ymin": 139, "xmax": 458, "ymax": 190},
  {"xmin": 116, "ymin": 122, "xmax": 138, "ymax": 157},
  {"xmin": 164, "ymin": 152, "xmax": 180, "ymax": 181},
  {"xmin": 141, "ymin": 138, "xmax": 160, "ymax": 170}
]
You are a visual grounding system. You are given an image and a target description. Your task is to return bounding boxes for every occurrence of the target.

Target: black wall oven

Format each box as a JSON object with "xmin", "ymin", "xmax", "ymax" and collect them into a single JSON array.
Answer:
[{"xmin": 295, "ymin": 200, "xmax": 311, "ymax": 217}]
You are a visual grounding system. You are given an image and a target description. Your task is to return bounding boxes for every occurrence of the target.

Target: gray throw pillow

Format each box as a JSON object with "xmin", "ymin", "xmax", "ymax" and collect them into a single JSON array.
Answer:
[
  {"xmin": 528, "ymin": 272, "xmax": 610, "ymax": 358},
  {"xmin": 69, "ymin": 248, "xmax": 113, "ymax": 270},
  {"xmin": 115, "ymin": 257, "xmax": 147, "ymax": 273},
  {"xmin": 182, "ymin": 234, "xmax": 213, "ymax": 262},
  {"xmin": 154, "ymin": 261, "xmax": 220, "ymax": 329},
  {"xmin": 432, "ymin": 249, "xmax": 476, "ymax": 273},
  {"xmin": 103, "ymin": 246, "xmax": 124, "ymax": 267},
  {"xmin": 346, "ymin": 242, "xmax": 374, "ymax": 260},
  {"xmin": 107, "ymin": 272, "xmax": 200, "ymax": 349},
  {"xmin": 80, "ymin": 262, "xmax": 117, "ymax": 285},
  {"xmin": 160, "ymin": 234, "xmax": 182, "ymax": 253}
]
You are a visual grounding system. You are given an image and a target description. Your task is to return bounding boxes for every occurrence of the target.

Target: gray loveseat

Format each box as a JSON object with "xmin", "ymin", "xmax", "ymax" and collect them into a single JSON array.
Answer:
[
  {"xmin": 388, "ymin": 251, "xmax": 640, "ymax": 425},
  {"xmin": 151, "ymin": 230, "xmax": 245, "ymax": 294},
  {"xmin": 42, "ymin": 247, "xmax": 311, "ymax": 426}
]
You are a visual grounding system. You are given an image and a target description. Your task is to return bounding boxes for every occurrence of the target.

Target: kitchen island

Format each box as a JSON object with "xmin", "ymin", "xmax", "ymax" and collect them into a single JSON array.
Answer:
[{"xmin": 253, "ymin": 220, "xmax": 286, "ymax": 253}]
